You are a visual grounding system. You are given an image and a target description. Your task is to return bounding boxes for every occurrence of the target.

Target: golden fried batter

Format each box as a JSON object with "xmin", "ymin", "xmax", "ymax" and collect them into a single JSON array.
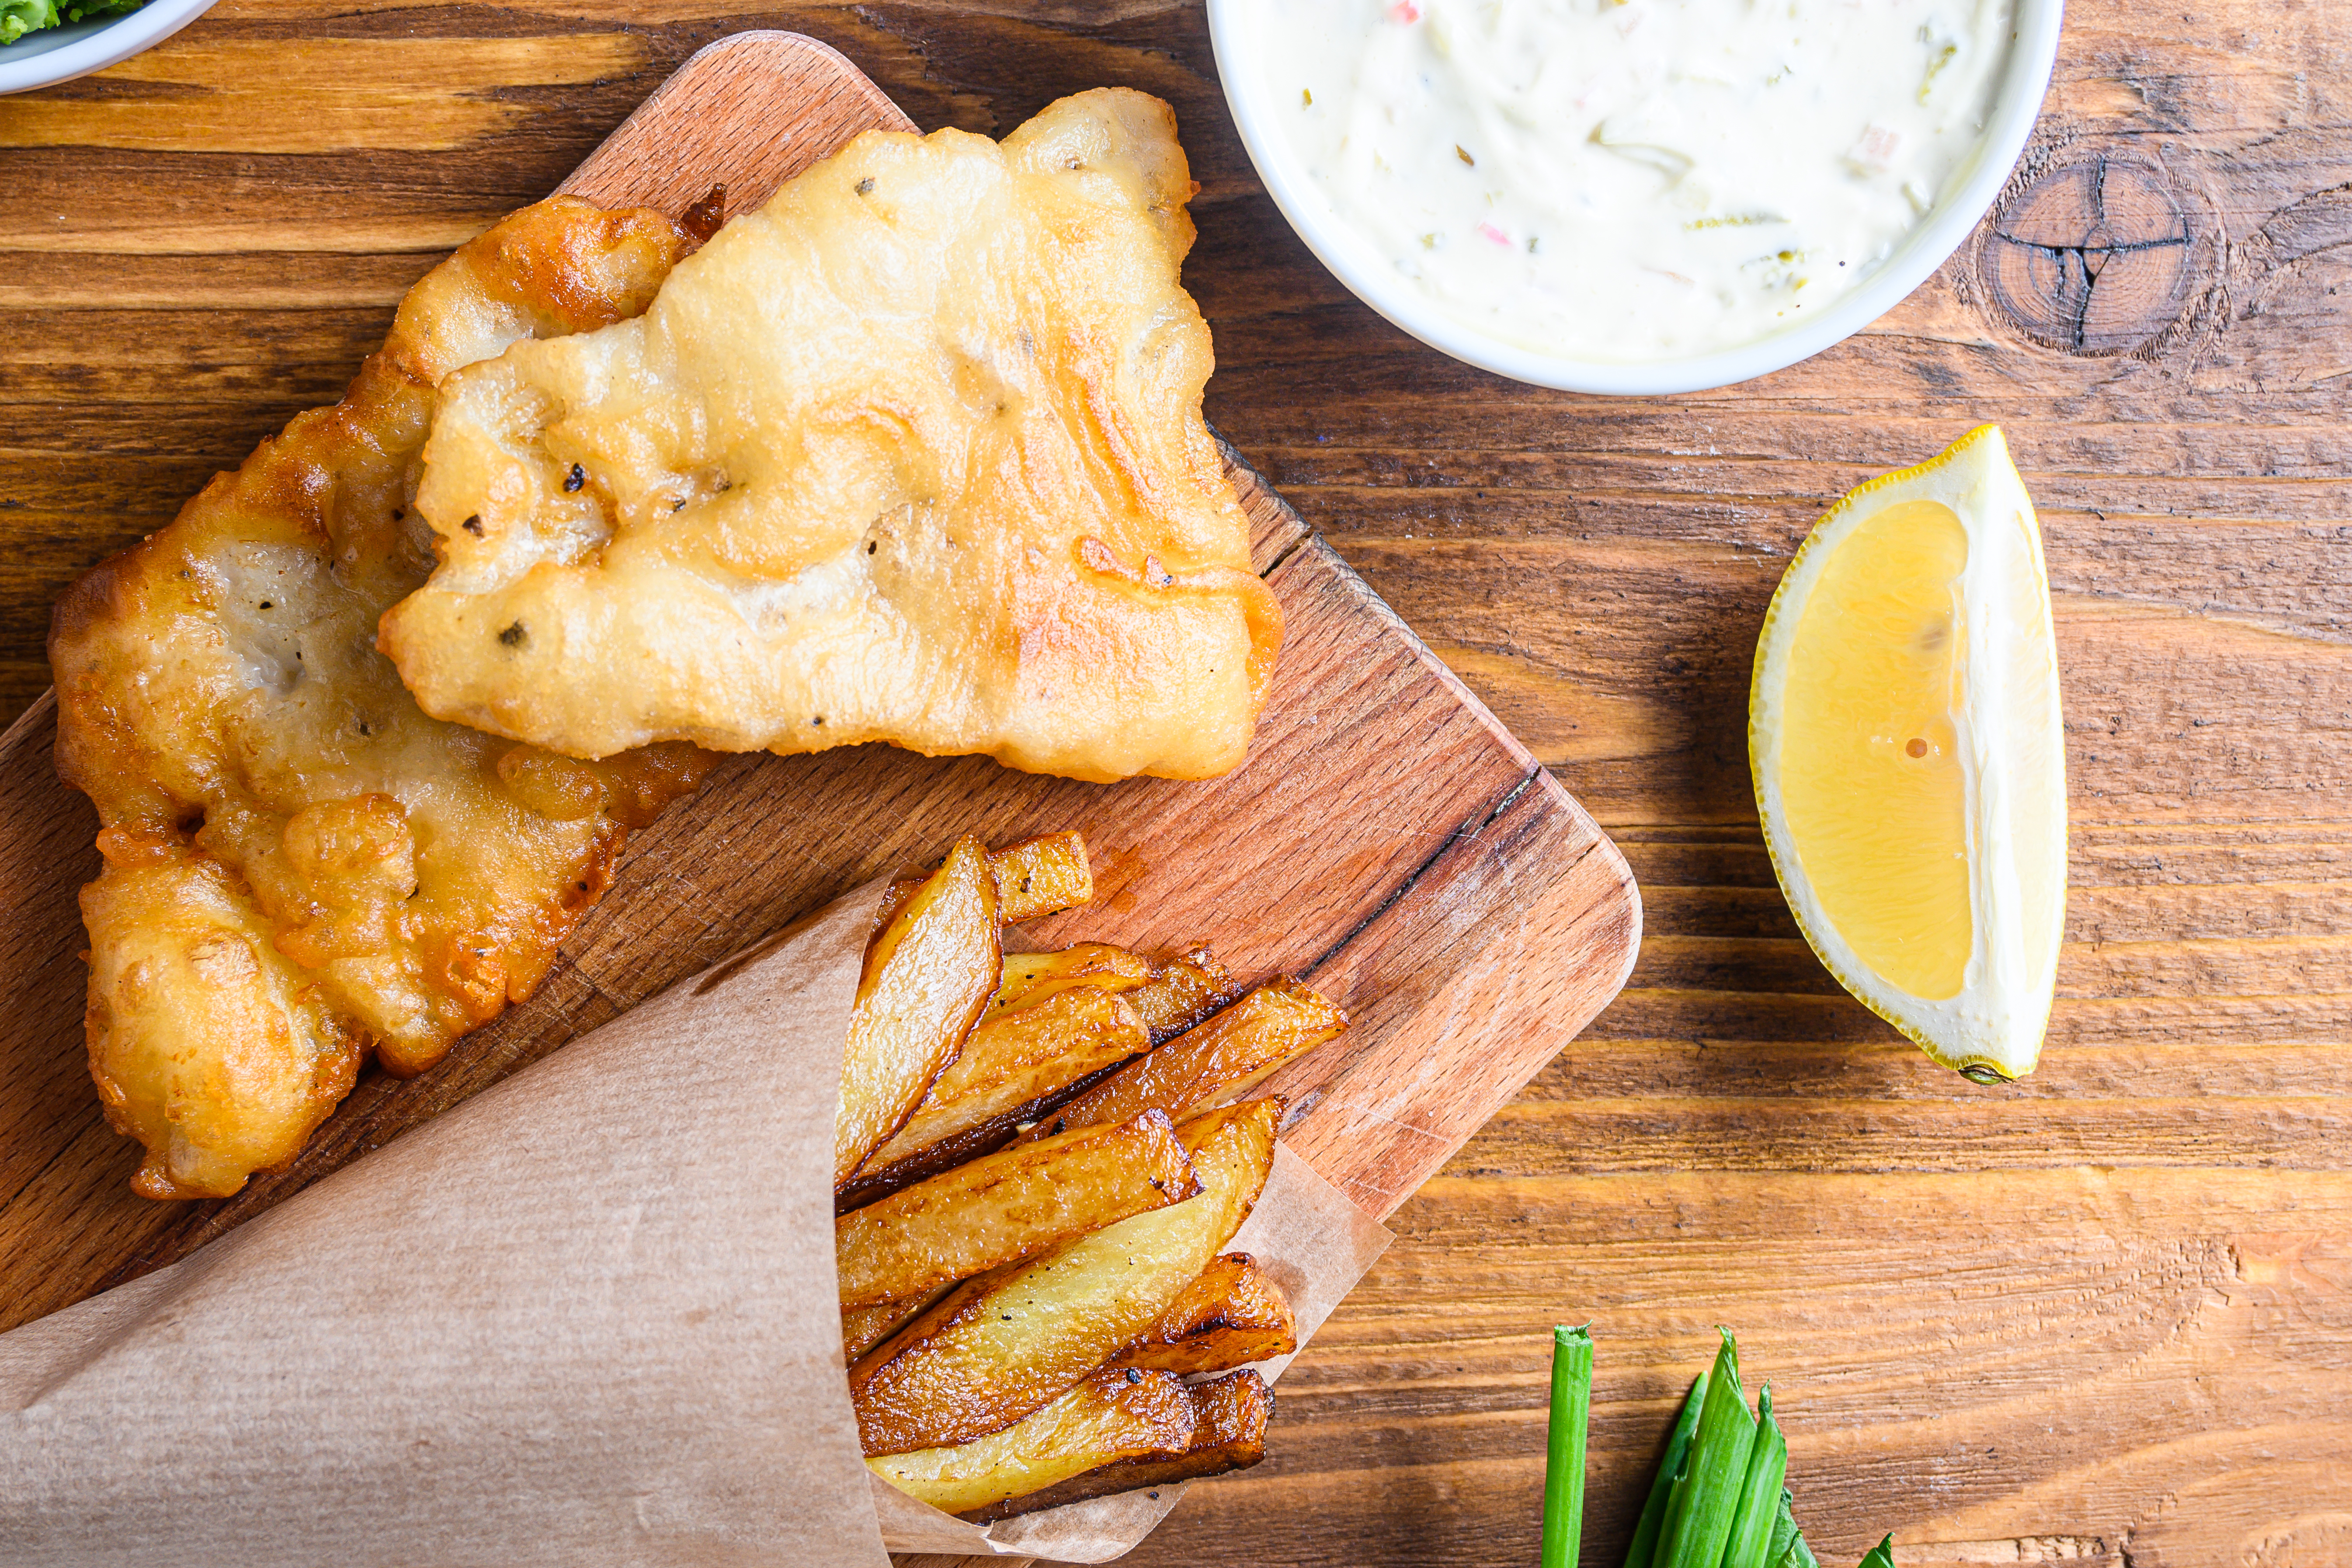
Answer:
[
  {"xmin": 380, "ymin": 89, "xmax": 1281, "ymax": 783},
  {"xmin": 51, "ymin": 199, "xmax": 715, "ymax": 1200}
]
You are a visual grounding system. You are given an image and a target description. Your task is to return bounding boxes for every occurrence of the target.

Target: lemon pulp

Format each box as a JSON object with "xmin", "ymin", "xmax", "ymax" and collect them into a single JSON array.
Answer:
[{"xmin": 1779, "ymin": 498, "xmax": 1971, "ymax": 1001}]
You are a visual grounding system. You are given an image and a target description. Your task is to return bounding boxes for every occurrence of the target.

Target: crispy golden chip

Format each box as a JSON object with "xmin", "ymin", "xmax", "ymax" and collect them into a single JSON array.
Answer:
[
  {"xmin": 836, "ymin": 837, "xmax": 1000, "ymax": 1186},
  {"xmin": 868, "ymin": 832, "xmax": 1100, "ymax": 950},
  {"xmin": 1017, "ymin": 979, "xmax": 1344, "ymax": 1145},
  {"xmin": 867, "ymin": 1368, "xmax": 1195, "ymax": 1517},
  {"xmin": 1106, "ymin": 1251, "xmax": 1297, "ymax": 1376},
  {"xmin": 841, "ymin": 985, "xmax": 1149, "ymax": 1206},
  {"xmin": 990, "ymin": 831, "xmax": 1095, "ymax": 923},
  {"xmin": 1126, "ymin": 946, "xmax": 1238, "ymax": 1044},
  {"xmin": 988, "ymin": 943, "xmax": 1152, "ymax": 1019},
  {"xmin": 958, "ymin": 1368, "xmax": 1272, "ymax": 1522},
  {"xmin": 850, "ymin": 1098, "xmax": 1280, "ymax": 1456},
  {"xmin": 50, "ymin": 198, "xmax": 711, "ymax": 1199},
  {"xmin": 837, "ymin": 1109, "xmax": 1197, "ymax": 1309},
  {"xmin": 382, "ymin": 90, "xmax": 1281, "ymax": 783}
]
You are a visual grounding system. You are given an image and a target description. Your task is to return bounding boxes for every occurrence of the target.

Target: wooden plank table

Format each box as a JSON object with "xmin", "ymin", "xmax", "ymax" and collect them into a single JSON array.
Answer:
[{"xmin": 4, "ymin": 4, "xmax": 2348, "ymax": 1565}]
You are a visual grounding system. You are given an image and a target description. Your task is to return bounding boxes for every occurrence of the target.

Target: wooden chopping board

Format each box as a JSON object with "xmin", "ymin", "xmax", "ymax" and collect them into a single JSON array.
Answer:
[{"xmin": 0, "ymin": 34, "xmax": 1639, "ymax": 1557}]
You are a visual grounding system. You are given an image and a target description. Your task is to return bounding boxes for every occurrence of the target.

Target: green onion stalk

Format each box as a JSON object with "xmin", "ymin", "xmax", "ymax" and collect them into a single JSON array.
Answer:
[
  {"xmin": 1652, "ymin": 1330, "xmax": 1758, "ymax": 1568},
  {"xmin": 1622, "ymin": 1371, "xmax": 1709, "ymax": 1568},
  {"xmin": 1719, "ymin": 1383, "xmax": 1789, "ymax": 1568},
  {"xmin": 1541, "ymin": 1325, "xmax": 1595, "ymax": 1568}
]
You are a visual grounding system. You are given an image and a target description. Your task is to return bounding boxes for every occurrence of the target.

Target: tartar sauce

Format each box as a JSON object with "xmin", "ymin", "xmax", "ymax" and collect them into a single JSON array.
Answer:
[{"xmin": 1254, "ymin": 0, "xmax": 2014, "ymax": 360}]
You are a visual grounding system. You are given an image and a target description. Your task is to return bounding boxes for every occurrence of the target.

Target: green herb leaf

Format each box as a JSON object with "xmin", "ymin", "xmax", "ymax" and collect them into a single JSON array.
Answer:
[
  {"xmin": 1542, "ymin": 1325, "xmax": 1594, "ymax": 1568},
  {"xmin": 1855, "ymin": 1536, "xmax": 1897, "ymax": 1568},
  {"xmin": 1621, "ymin": 1371, "xmax": 1709, "ymax": 1568}
]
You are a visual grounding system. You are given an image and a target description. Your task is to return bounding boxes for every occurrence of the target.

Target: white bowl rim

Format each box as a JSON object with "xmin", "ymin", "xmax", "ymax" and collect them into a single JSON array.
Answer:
[
  {"xmin": 0, "ymin": 0, "xmax": 218, "ymax": 96},
  {"xmin": 1206, "ymin": 0, "xmax": 2066, "ymax": 396}
]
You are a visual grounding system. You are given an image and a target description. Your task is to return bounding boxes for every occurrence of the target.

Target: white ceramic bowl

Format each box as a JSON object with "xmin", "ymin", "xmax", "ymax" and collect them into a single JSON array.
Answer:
[
  {"xmin": 1207, "ymin": 0, "xmax": 2066, "ymax": 395},
  {"xmin": 0, "ymin": 0, "xmax": 215, "ymax": 97}
]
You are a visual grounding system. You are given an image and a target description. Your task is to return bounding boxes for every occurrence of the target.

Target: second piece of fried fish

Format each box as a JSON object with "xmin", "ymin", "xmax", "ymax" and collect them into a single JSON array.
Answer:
[
  {"xmin": 381, "ymin": 89, "xmax": 1282, "ymax": 783},
  {"xmin": 50, "ymin": 199, "xmax": 715, "ymax": 1199}
]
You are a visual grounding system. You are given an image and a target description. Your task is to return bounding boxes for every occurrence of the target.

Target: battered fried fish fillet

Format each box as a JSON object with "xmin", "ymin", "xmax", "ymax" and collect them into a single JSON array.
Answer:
[
  {"xmin": 50, "ymin": 198, "xmax": 716, "ymax": 1200},
  {"xmin": 379, "ymin": 88, "xmax": 1282, "ymax": 783}
]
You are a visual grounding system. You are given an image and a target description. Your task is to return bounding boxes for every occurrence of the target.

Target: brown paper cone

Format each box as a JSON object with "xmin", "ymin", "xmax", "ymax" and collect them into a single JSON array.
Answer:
[{"xmin": 0, "ymin": 882, "xmax": 1390, "ymax": 1566}]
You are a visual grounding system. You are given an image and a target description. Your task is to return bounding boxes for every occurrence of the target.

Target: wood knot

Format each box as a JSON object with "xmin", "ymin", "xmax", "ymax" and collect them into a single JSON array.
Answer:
[{"xmin": 1981, "ymin": 154, "xmax": 2196, "ymax": 355}]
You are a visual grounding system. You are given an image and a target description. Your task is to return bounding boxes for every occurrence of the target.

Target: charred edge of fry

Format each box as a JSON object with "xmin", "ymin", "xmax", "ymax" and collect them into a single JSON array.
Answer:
[
  {"xmin": 1108, "ymin": 1328, "xmax": 1297, "ymax": 1378},
  {"xmin": 834, "ymin": 1110, "xmax": 1200, "ymax": 1309},
  {"xmin": 877, "ymin": 989, "xmax": 1150, "ymax": 1164},
  {"xmin": 847, "ymin": 1267, "xmax": 996, "ymax": 1391},
  {"xmin": 842, "ymin": 1286, "xmax": 946, "ymax": 1363},
  {"xmin": 837, "ymin": 1050, "xmax": 1143, "ymax": 1213},
  {"xmin": 1133, "ymin": 946, "xmax": 1241, "ymax": 1045},
  {"xmin": 956, "ymin": 1370, "xmax": 1274, "ymax": 1523},
  {"xmin": 1012, "ymin": 979, "xmax": 1342, "ymax": 1145},
  {"xmin": 1105, "ymin": 1252, "xmax": 1298, "ymax": 1376},
  {"xmin": 837, "ymin": 1114, "xmax": 1015, "ymax": 1213},
  {"xmin": 838, "ymin": 991, "xmax": 1150, "ymax": 1210},
  {"xmin": 842, "ymin": 992, "xmax": 1152, "ymax": 1213}
]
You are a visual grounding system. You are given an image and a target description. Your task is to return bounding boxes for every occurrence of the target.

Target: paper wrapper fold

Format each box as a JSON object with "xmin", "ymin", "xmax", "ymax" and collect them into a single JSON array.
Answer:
[{"xmin": 0, "ymin": 883, "xmax": 1390, "ymax": 1566}]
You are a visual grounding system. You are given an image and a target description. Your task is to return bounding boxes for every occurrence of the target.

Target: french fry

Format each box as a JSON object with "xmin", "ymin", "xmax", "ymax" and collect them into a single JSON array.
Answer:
[
  {"xmin": 958, "ymin": 1369, "xmax": 1273, "ymax": 1522},
  {"xmin": 842, "ymin": 1286, "xmax": 947, "ymax": 1364},
  {"xmin": 1126, "ymin": 946, "xmax": 1238, "ymax": 1044},
  {"xmin": 990, "ymin": 831, "xmax": 1093, "ymax": 923},
  {"xmin": 866, "ymin": 1367, "xmax": 1193, "ymax": 1517},
  {"xmin": 853, "ymin": 943, "xmax": 1223, "ymax": 1198},
  {"xmin": 841, "ymin": 987, "xmax": 1150, "ymax": 1206},
  {"xmin": 841, "ymin": 829, "xmax": 1324, "ymax": 1505},
  {"xmin": 837, "ymin": 1110, "xmax": 1199, "ymax": 1309},
  {"xmin": 1014, "ymin": 980, "xmax": 1344, "ymax": 1146},
  {"xmin": 1105, "ymin": 1252, "xmax": 1297, "ymax": 1376},
  {"xmin": 850, "ymin": 1098, "xmax": 1282, "ymax": 1455},
  {"xmin": 989, "ymin": 944, "xmax": 1153, "ymax": 1019},
  {"xmin": 869, "ymin": 832, "xmax": 1094, "ymax": 942},
  {"xmin": 834, "ymin": 837, "xmax": 1000, "ymax": 1187}
]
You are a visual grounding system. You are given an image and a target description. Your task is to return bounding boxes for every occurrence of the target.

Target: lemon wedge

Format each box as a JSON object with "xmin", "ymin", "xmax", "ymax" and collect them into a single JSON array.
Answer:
[{"xmin": 1749, "ymin": 425, "xmax": 2066, "ymax": 1081}]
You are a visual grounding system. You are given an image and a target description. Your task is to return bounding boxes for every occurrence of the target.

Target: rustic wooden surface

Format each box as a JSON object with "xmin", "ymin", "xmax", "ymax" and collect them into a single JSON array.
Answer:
[{"xmin": 2, "ymin": 4, "xmax": 2347, "ymax": 1567}]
